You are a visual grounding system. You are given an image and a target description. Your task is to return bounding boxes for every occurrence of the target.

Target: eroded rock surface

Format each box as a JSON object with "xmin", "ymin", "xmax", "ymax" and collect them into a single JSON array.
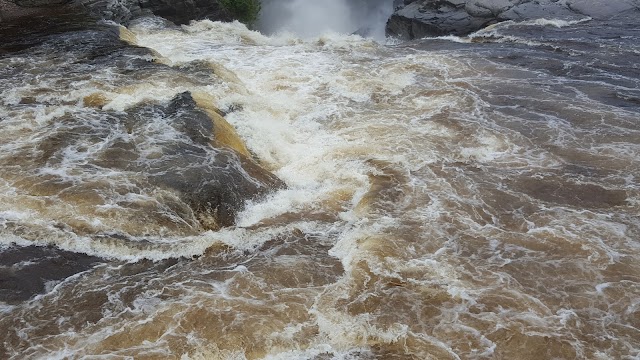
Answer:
[{"xmin": 387, "ymin": 0, "xmax": 640, "ymax": 39}]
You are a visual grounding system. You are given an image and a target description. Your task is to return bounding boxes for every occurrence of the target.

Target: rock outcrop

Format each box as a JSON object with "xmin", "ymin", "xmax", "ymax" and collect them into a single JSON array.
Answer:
[
  {"xmin": 387, "ymin": 0, "xmax": 640, "ymax": 39},
  {"xmin": 0, "ymin": 20, "xmax": 284, "ymax": 234},
  {"xmin": 1, "ymin": 0, "xmax": 232, "ymax": 25},
  {"xmin": 144, "ymin": 91, "xmax": 284, "ymax": 230}
]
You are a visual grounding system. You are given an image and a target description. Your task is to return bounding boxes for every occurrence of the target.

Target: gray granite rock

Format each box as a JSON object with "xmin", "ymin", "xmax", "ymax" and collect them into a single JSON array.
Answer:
[
  {"xmin": 387, "ymin": 0, "xmax": 495, "ymax": 38},
  {"xmin": 566, "ymin": 0, "xmax": 639, "ymax": 19},
  {"xmin": 386, "ymin": 0, "xmax": 640, "ymax": 39},
  {"xmin": 498, "ymin": 2, "xmax": 583, "ymax": 22},
  {"xmin": 465, "ymin": 0, "xmax": 513, "ymax": 18}
]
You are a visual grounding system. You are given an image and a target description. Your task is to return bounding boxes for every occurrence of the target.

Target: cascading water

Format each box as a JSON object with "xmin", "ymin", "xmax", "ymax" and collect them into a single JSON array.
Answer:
[
  {"xmin": 257, "ymin": 0, "xmax": 395, "ymax": 40},
  {"xmin": 0, "ymin": 2, "xmax": 639, "ymax": 359}
]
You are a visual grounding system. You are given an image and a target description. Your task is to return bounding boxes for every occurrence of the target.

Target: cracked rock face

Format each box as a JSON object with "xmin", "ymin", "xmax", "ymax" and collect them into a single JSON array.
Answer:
[{"xmin": 386, "ymin": 0, "xmax": 640, "ymax": 39}]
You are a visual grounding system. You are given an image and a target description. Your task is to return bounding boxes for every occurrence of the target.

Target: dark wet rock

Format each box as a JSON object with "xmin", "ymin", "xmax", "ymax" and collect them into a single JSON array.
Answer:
[
  {"xmin": 498, "ymin": 2, "xmax": 583, "ymax": 22},
  {"xmin": 136, "ymin": 0, "xmax": 232, "ymax": 25},
  {"xmin": 70, "ymin": 91, "xmax": 284, "ymax": 231},
  {"xmin": 0, "ymin": 21, "xmax": 283, "ymax": 235},
  {"xmin": 1, "ymin": 0, "xmax": 232, "ymax": 25},
  {"xmin": 134, "ymin": 92, "xmax": 284, "ymax": 229},
  {"xmin": 387, "ymin": 0, "xmax": 494, "ymax": 38},
  {"xmin": 386, "ymin": 0, "xmax": 640, "ymax": 39},
  {"xmin": 77, "ymin": 0, "xmax": 233, "ymax": 25},
  {"xmin": 566, "ymin": 0, "xmax": 639, "ymax": 20},
  {"xmin": 7, "ymin": 0, "xmax": 70, "ymax": 6},
  {"xmin": 166, "ymin": 92, "xmax": 215, "ymax": 146},
  {"xmin": 0, "ymin": 245, "xmax": 103, "ymax": 304}
]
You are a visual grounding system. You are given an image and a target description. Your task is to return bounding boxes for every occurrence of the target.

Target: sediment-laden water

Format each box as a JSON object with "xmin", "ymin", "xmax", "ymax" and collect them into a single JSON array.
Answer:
[{"xmin": 0, "ymin": 10, "xmax": 639, "ymax": 360}]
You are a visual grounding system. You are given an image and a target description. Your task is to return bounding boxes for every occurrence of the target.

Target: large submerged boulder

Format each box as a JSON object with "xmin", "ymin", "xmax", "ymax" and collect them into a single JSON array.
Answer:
[
  {"xmin": 0, "ymin": 19, "xmax": 284, "ymax": 237},
  {"xmin": 141, "ymin": 91, "xmax": 284, "ymax": 230},
  {"xmin": 386, "ymin": 0, "xmax": 640, "ymax": 39}
]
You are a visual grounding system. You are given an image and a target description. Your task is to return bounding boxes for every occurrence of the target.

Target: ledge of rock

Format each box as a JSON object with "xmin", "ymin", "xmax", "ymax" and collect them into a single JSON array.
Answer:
[
  {"xmin": 386, "ymin": 0, "xmax": 640, "ymax": 39},
  {"xmin": 0, "ymin": 0, "xmax": 232, "ymax": 25}
]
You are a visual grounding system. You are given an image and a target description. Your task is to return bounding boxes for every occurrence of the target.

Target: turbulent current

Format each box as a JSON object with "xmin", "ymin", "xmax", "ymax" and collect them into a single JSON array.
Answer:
[{"xmin": 0, "ymin": 9, "xmax": 639, "ymax": 360}]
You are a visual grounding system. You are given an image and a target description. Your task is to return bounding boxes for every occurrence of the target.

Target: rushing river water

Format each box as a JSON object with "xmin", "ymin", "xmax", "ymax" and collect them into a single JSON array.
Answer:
[{"xmin": 0, "ymin": 9, "xmax": 639, "ymax": 360}]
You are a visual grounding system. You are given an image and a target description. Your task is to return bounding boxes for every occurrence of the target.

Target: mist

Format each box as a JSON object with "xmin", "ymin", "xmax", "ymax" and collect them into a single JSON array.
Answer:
[{"xmin": 256, "ymin": 0, "xmax": 397, "ymax": 40}]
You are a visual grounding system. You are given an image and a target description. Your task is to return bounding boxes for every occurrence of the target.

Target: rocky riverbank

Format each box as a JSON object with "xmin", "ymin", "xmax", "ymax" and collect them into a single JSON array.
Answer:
[
  {"xmin": 0, "ymin": 0, "xmax": 48, "ymax": 22},
  {"xmin": 0, "ymin": 0, "xmax": 232, "ymax": 24},
  {"xmin": 386, "ymin": 0, "xmax": 640, "ymax": 39}
]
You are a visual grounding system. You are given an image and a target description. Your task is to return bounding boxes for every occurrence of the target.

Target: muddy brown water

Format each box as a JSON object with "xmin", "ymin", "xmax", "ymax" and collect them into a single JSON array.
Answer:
[{"xmin": 0, "ymin": 12, "xmax": 639, "ymax": 360}]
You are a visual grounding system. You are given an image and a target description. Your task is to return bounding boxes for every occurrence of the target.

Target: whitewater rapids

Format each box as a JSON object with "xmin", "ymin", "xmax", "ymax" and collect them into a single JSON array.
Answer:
[{"xmin": 0, "ymin": 13, "xmax": 639, "ymax": 359}]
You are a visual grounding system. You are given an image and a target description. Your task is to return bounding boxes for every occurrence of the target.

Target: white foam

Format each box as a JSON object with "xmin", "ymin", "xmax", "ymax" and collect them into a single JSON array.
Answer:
[
  {"xmin": 595, "ymin": 282, "xmax": 612, "ymax": 294},
  {"xmin": 0, "ymin": 303, "xmax": 16, "ymax": 314},
  {"xmin": 524, "ymin": 17, "xmax": 592, "ymax": 28},
  {"xmin": 436, "ymin": 35, "xmax": 472, "ymax": 43},
  {"xmin": 2, "ymin": 13, "xmax": 640, "ymax": 360},
  {"xmin": 128, "ymin": 22, "xmax": 395, "ymax": 252},
  {"xmin": 466, "ymin": 17, "xmax": 593, "ymax": 45},
  {"xmin": 457, "ymin": 132, "xmax": 510, "ymax": 163},
  {"xmin": 102, "ymin": 83, "xmax": 192, "ymax": 111}
]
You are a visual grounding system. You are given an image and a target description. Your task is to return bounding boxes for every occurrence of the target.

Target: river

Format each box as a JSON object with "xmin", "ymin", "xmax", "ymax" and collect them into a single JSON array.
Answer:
[{"xmin": 0, "ymin": 7, "xmax": 639, "ymax": 360}]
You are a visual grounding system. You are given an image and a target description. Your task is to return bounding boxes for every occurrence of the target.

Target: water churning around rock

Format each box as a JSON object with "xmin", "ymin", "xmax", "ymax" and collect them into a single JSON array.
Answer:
[{"xmin": 1, "ymin": 8, "xmax": 639, "ymax": 360}]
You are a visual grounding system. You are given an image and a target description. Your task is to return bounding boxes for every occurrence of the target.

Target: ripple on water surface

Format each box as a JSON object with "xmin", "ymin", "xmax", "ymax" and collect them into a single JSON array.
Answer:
[{"xmin": 1, "ymin": 13, "xmax": 639, "ymax": 360}]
